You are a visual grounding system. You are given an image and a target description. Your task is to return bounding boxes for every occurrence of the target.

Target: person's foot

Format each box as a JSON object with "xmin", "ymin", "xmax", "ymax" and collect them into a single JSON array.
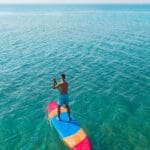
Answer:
[{"xmin": 56, "ymin": 117, "xmax": 61, "ymax": 121}]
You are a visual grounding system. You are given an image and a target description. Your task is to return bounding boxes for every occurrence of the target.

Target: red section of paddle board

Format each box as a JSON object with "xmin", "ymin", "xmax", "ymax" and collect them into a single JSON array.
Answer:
[
  {"xmin": 73, "ymin": 137, "xmax": 91, "ymax": 150},
  {"xmin": 47, "ymin": 101, "xmax": 57, "ymax": 114}
]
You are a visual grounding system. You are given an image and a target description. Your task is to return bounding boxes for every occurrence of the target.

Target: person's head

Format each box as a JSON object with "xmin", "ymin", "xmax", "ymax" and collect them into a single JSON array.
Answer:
[{"xmin": 61, "ymin": 74, "xmax": 65, "ymax": 80}]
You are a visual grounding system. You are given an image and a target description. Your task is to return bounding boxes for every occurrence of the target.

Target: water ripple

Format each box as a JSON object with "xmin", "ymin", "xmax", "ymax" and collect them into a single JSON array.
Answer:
[{"xmin": 0, "ymin": 6, "xmax": 150, "ymax": 150}]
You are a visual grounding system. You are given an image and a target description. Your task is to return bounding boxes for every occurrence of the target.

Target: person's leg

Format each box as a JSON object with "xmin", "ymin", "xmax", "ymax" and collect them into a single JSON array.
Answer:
[
  {"xmin": 57, "ymin": 105, "xmax": 61, "ymax": 121},
  {"xmin": 57, "ymin": 95, "xmax": 63, "ymax": 121},
  {"xmin": 66, "ymin": 104, "xmax": 71, "ymax": 121}
]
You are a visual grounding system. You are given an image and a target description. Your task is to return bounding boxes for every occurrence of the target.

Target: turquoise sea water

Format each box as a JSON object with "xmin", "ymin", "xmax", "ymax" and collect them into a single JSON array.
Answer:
[{"xmin": 0, "ymin": 4, "xmax": 150, "ymax": 150}]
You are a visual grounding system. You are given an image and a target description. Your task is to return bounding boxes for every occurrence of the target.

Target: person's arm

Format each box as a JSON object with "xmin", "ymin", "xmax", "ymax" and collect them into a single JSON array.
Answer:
[
  {"xmin": 52, "ymin": 79, "xmax": 60, "ymax": 89},
  {"xmin": 52, "ymin": 78, "xmax": 57, "ymax": 89}
]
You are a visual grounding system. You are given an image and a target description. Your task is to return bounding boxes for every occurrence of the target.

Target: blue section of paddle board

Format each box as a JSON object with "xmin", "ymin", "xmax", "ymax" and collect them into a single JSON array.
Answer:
[{"xmin": 51, "ymin": 112, "xmax": 80, "ymax": 138}]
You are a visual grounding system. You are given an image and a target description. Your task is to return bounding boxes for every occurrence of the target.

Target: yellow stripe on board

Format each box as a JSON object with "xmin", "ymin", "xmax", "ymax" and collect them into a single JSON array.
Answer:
[
  {"xmin": 48, "ymin": 107, "xmax": 67, "ymax": 119},
  {"xmin": 63, "ymin": 128, "xmax": 87, "ymax": 149}
]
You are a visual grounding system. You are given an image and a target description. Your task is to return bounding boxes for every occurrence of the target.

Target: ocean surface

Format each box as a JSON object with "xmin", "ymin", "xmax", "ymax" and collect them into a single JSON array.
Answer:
[{"xmin": 0, "ymin": 4, "xmax": 150, "ymax": 150}]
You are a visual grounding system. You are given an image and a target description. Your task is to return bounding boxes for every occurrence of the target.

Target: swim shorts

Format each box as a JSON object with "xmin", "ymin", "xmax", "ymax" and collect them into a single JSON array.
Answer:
[{"xmin": 57, "ymin": 94, "xmax": 69, "ymax": 106}]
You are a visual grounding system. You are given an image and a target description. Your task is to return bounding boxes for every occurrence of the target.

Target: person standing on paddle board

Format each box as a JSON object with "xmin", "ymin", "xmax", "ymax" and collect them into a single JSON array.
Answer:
[{"xmin": 52, "ymin": 74, "xmax": 71, "ymax": 121}]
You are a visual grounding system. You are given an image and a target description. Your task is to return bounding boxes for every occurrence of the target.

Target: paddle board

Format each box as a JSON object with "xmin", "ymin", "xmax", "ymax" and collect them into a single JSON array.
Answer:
[{"xmin": 47, "ymin": 101, "xmax": 91, "ymax": 150}]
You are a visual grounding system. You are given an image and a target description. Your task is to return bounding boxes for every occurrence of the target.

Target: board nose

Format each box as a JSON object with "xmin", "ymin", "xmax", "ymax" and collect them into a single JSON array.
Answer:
[{"xmin": 47, "ymin": 101, "xmax": 57, "ymax": 114}]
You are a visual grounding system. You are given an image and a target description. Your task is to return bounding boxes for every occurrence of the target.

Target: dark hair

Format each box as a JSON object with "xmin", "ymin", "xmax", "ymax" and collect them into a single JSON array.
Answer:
[{"xmin": 61, "ymin": 74, "xmax": 65, "ymax": 79}]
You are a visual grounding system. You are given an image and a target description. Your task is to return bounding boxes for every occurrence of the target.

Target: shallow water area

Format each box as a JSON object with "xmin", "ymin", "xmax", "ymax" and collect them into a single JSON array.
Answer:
[{"xmin": 0, "ymin": 4, "xmax": 150, "ymax": 150}]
